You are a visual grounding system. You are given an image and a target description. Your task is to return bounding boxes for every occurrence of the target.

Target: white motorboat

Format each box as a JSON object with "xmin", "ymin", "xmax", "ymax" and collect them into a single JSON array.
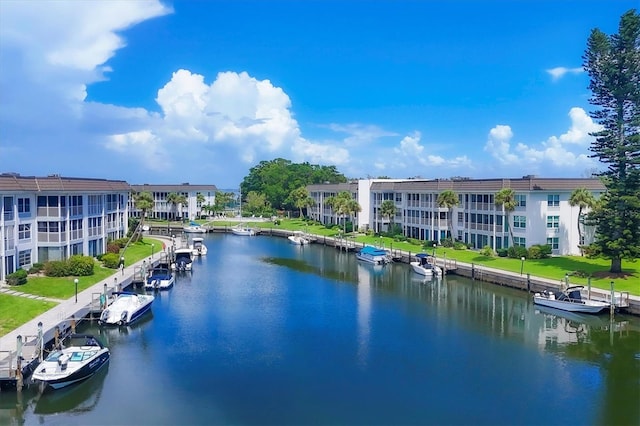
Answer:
[
  {"xmin": 533, "ymin": 285, "xmax": 610, "ymax": 314},
  {"xmin": 31, "ymin": 334, "xmax": 110, "ymax": 390},
  {"xmin": 356, "ymin": 246, "xmax": 391, "ymax": 265},
  {"xmin": 231, "ymin": 224, "xmax": 257, "ymax": 236},
  {"xmin": 172, "ymin": 247, "xmax": 194, "ymax": 270},
  {"xmin": 184, "ymin": 221, "xmax": 207, "ymax": 233},
  {"xmin": 98, "ymin": 292, "xmax": 154, "ymax": 326},
  {"xmin": 288, "ymin": 231, "xmax": 310, "ymax": 245},
  {"xmin": 410, "ymin": 253, "xmax": 442, "ymax": 277},
  {"xmin": 144, "ymin": 267, "xmax": 175, "ymax": 291},
  {"xmin": 191, "ymin": 237, "xmax": 208, "ymax": 256}
]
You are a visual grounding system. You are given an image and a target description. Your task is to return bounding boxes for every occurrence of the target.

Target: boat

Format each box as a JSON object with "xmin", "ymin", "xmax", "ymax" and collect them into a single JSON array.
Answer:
[
  {"xmin": 288, "ymin": 231, "xmax": 310, "ymax": 245},
  {"xmin": 190, "ymin": 237, "xmax": 208, "ymax": 256},
  {"xmin": 356, "ymin": 246, "xmax": 391, "ymax": 265},
  {"xmin": 533, "ymin": 285, "xmax": 610, "ymax": 314},
  {"xmin": 231, "ymin": 224, "xmax": 257, "ymax": 236},
  {"xmin": 172, "ymin": 247, "xmax": 194, "ymax": 271},
  {"xmin": 98, "ymin": 292, "xmax": 154, "ymax": 326},
  {"xmin": 184, "ymin": 221, "xmax": 207, "ymax": 233},
  {"xmin": 31, "ymin": 334, "xmax": 110, "ymax": 390},
  {"xmin": 144, "ymin": 267, "xmax": 175, "ymax": 291},
  {"xmin": 410, "ymin": 253, "xmax": 442, "ymax": 277}
]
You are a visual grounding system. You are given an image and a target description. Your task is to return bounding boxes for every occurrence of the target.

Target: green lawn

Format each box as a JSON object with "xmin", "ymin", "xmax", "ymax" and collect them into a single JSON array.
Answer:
[{"xmin": 0, "ymin": 294, "xmax": 58, "ymax": 336}]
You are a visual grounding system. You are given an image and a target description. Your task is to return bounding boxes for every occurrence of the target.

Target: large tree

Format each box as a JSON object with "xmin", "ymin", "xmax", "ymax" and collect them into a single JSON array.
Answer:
[
  {"xmin": 241, "ymin": 158, "xmax": 347, "ymax": 211},
  {"xmin": 495, "ymin": 188, "xmax": 517, "ymax": 248},
  {"xmin": 436, "ymin": 190, "xmax": 459, "ymax": 240},
  {"xmin": 583, "ymin": 9, "xmax": 640, "ymax": 273},
  {"xmin": 569, "ymin": 187, "xmax": 597, "ymax": 256},
  {"xmin": 326, "ymin": 191, "xmax": 359, "ymax": 234},
  {"xmin": 288, "ymin": 186, "xmax": 315, "ymax": 218}
]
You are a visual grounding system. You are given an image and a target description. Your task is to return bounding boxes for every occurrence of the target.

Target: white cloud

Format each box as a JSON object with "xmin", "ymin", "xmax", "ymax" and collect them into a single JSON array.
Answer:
[
  {"xmin": 484, "ymin": 125, "xmax": 518, "ymax": 165},
  {"xmin": 327, "ymin": 124, "xmax": 397, "ymax": 146},
  {"xmin": 546, "ymin": 66, "xmax": 583, "ymax": 81}
]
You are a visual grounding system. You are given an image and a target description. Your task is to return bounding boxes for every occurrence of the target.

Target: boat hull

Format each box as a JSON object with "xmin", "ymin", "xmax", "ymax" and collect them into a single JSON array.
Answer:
[
  {"xmin": 99, "ymin": 294, "xmax": 154, "ymax": 326},
  {"xmin": 410, "ymin": 262, "xmax": 433, "ymax": 276},
  {"xmin": 32, "ymin": 345, "xmax": 110, "ymax": 390},
  {"xmin": 533, "ymin": 296, "xmax": 609, "ymax": 314}
]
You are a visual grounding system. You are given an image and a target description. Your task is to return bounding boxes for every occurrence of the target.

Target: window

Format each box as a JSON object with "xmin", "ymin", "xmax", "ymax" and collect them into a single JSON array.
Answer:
[
  {"xmin": 546, "ymin": 237, "xmax": 559, "ymax": 250},
  {"xmin": 515, "ymin": 194, "xmax": 526, "ymax": 207},
  {"xmin": 18, "ymin": 250, "xmax": 31, "ymax": 267},
  {"xmin": 18, "ymin": 224, "xmax": 31, "ymax": 240},
  {"xmin": 18, "ymin": 198, "xmax": 30, "ymax": 214},
  {"xmin": 3, "ymin": 196, "xmax": 13, "ymax": 221},
  {"xmin": 547, "ymin": 194, "xmax": 560, "ymax": 207},
  {"xmin": 513, "ymin": 237, "xmax": 526, "ymax": 247},
  {"xmin": 513, "ymin": 215, "xmax": 526, "ymax": 228},
  {"xmin": 546, "ymin": 215, "xmax": 559, "ymax": 228}
]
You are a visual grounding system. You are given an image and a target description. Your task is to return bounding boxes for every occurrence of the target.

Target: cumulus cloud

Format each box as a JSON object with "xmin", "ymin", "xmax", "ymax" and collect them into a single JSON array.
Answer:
[
  {"xmin": 483, "ymin": 107, "xmax": 601, "ymax": 173},
  {"xmin": 391, "ymin": 132, "xmax": 469, "ymax": 169},
  {"xmin": 546, "ymin": 66, "xmax": 583, "ymax": 81}
]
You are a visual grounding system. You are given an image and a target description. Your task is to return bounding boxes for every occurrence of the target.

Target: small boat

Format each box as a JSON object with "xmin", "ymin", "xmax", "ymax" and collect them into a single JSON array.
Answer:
[
  {"xmin": 144, "ymin": 267, "xmax": 175, "ymax": 291},
  {"xmin": 410, "ymin": 253, "xmax": 442, "ymax": 277},
  {"xmin": 31, "ymin": 334, "xmax": 110, "ymax": 390},
  {"xmin": 184, "ymin": 221, "xmax": 207, "ymax": 233},
  {"xmin": 172, "ymin": 247, "xmax": 194, "ymax": 270},
  {"xmin": 98, "ymin": 292, "xmax": 154, "ymax": 326},
  {"xmin": 533, "ymin": 285, "xmax": 610, "ymax": 314},
  {"xmin": 190, "ymin": 237, "xmax": 208, "ymax": 256},
  {"xmin": 231, "ymin": 224, "xmax": 257, "ymax": 236},
  {"xmin": 288, "ymin": 231, "xmax": 310, "ymax": 245},
  {"xmin": 356, "ymin": 246, "xmax": 391, "ymax": 265}
]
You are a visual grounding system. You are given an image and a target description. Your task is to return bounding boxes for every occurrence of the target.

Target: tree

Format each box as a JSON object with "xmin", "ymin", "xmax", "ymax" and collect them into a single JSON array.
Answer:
[
  {"xmin": 213, "ymin": 191, "xmax": 234, "ymax": 216},
  {"xmin": 495, "ymin": 188, "xmax": 517, "ymax": 248},
  {"xmin": 245, "ymin": 191, "xmax": 270, "ymax": 216},
  {"xmin": 196, "ymin": 193, "xmax": 205, "ymax": 218},
  {"xmin": 583, "ymin": 9, "xmax": 640, "ymax": 272},
  {"xmin": 166, "ymin": 193, "xmax": 187, "ymax": 221},
  {"xmin": 326, "ymin": 191, "xmax": 357, "ymax": 234},
  {"xmin": 133, "ymin": 191, "xmax": 154, "ymax": 239},
  {"xmin": 345, "ymin": 198, "xmax": 362, "ymax": 233},
  {"xmin": 289, "ymin": 186, "xmax": 314, "ymax": 218},
  {"xmin": 436, "ymin": 190, "xmax": 459, "ymax": 240},
  {"xmin": 569, "ymin": 188, "xmax": 597, "ymax": 256},
  {"xmin": 380, "ymin": 200, "xmax": 397, "ymax": 233}
]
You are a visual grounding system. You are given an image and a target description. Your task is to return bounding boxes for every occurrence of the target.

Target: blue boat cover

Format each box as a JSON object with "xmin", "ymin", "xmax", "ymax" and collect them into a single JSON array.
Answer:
[{"xmin": 360, "ymin": 246, "xmax": 388, "ymax": 256}]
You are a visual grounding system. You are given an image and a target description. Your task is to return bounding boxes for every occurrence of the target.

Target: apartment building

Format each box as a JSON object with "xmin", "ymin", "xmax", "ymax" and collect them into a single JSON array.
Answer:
[
  {"xmin": 0, "ymin": 173, "xmax": 130, "ymax": 281},
  {"xmin": 129, "ymin": 183, "xmax": 217, "ymax": 221},
  {"xmin": 309, "ymin": 177, "xmax": 605, "ymax": 256}
]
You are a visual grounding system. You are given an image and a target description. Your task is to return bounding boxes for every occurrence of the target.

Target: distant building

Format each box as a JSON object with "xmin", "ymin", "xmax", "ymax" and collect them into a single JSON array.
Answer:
[
  {"xmin": 129, "ymin": 183, "xmax": 217, "ymax": 222},
  {"xmin": 308, "ymin": 177, "xmax": 605, "ymax": 256},
  {"xmin": 0, "ymin": 173, "xmax": 130, "ymax": 281}
]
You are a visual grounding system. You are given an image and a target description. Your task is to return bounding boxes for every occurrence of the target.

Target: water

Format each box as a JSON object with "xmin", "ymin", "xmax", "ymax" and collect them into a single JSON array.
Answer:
[{"xmin": 2, "ymin": 234, "xmax": 639, "ymax": 425}]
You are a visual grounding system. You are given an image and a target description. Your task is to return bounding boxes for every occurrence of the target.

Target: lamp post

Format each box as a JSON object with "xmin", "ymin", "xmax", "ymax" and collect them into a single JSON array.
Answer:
[
  {"xmin": 432, "ymin": 243, "xmax": 436, "ymax": 257},
  {"xmin": 120, "ymin": 256, "xmax": 125, "ymax": 275},
  {"xmin": 151, "ymin": 243, "xmax": 155, "ymax": 258},
  {"xmin": 520, "ymin": 256, "xmax": 525, "ymax": 276},
  {"xmin": 74, "ymin": 278, "xmax": 78, "ymax": 303}
]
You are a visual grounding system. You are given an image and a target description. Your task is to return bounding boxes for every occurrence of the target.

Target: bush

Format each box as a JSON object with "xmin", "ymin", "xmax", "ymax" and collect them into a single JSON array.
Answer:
[
  {"xmin": 101, "ymin": 252, "xmax": 121, "ymax": 269},
  {"xmin": 441, "ymin": 238, "xmax": 454, "ymax": 248},
  {"xmin": 29, "ymin": 262, "xmax": 45, "ymax": 274},
  {"xmin": 44, "ymin": 260, "xmax": 70, "ymax": 277},
  {"xmin": 497, "ymin": 248, "xmax": 508, "ymax": 257},
  {"xmin": 507, "ymin": 246, "xmax": 528, "ymax": 259},
  {"xmin": 453, "ymin": 241, "xmax": 467, "ymax": 250},
  {"xmin": 423, "ymin": 240, "xmax": 438, "ymax": 250},
  {"xmin": 527, "ymin": 244, "xmax": 552, "ymax": 259},
  {"xmin": 106, "ymin": 243, "xmax": 121, "ymax": 254},
  {"xmin": 68, "ymin": 255, "xmax": 95, "ymax": 276},
  {"xmin": 393, "ymin": 234, "xmax": 407, "ymax": 242},
  {"xmin": 480, "ymin": 245, "xmax": 494, "ymax": 257},
  {"xmin": 407, "ymin": 238, "xmax": 421, "ymax": 246},
  {"xmin": 6, "ymin": 269, "xmax": 28, "ymax": 286}
]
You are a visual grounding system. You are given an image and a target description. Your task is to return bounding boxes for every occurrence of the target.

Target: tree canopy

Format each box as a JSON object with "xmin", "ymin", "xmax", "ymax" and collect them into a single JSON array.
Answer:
[
  {"xmin": 583, "ymin": 9, "xmax": 640, "ymax": 272},
  {"xmin": 241, "ymin": 158, "xmax": 347, "ymax": 211}
]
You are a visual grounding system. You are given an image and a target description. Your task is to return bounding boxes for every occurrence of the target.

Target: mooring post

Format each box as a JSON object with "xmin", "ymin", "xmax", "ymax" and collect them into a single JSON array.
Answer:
[
  {"xmin": 37, "ymin": 321, "xmax": 43, "ymax": 362},
  {"xmin": 71, "ymin": 315, "xmax": 76, "ymax": 334},
  {"xmin": 587, "ymin": 277, "xmax": 592, "ymax": 300},
  {"xmin": 610, "ymin": 281, "xmax": 615, "ymax": 318},
  {"xmin": 527, "ymin": 273, "xmax": 531, "ymax": 292},
  {"xmin": 16, "ymin": 335, "xmax": 23, "ymax": 390},
  {"xmin": 471, "ymin": 263, "xmax": 475, "ymax": 279},
  {"xmin": 54, "ymin": 325, "xmax": 60, "ymax": 349}
]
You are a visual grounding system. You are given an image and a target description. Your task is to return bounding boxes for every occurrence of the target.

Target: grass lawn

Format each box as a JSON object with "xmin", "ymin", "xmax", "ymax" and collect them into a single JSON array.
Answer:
[
  {"xmin": 14, "ymin": 237, "xmax": 164, "ymax": 299},
  {"xmin": 0, "ymin": 294, "xmax": 58, "ymax": 336}
]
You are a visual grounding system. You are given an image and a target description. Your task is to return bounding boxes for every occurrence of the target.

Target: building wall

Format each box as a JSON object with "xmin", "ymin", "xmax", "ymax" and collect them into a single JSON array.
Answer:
[{"xmin": 129, "ymin": 184, "xmax": 217, "ymax": 221}]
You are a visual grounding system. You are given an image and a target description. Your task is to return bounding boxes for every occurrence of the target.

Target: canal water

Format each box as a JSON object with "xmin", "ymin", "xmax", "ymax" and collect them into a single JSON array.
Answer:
[{"xmin": 2, "ymin": 234, "xmax": 639, "ymax": 425}]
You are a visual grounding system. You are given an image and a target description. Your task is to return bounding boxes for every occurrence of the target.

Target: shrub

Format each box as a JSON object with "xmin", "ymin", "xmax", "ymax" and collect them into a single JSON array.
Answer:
[
  {"xmin": 101, "ymin": 252, "xmax": 121, "ymax": 269},
  {"xmin": 44, "ymin": 260, "xmax": 70, "ymax": 277},
  {"xmin": 6, "ymin": 269, "xmax": 28, "ymax": 286},
  {"xmin": 29, "ymin": 262, "xmax": 45, "ymax": 274},
  {"xmin": 423, "ymin": 240, "xmax": 438, "ymax": 250},
  {"xmin": 507, "ymin": 246, "xmax": 528, "ymax": 259},
  {"xmin": 407, "ymin": 238, "xmax": 421, "ymax": 246},
  {"xmin": 441, "ymin": 238, "xmax": 454, "ymax": 248},
  {"xmin": 497, "ymin": 248, "xmax": 508, "ymax": 257},
  {"xmin": 106, "ymin": 243, "xmax": 121, "ymax": 254},
  {"xmin": 453, "ymin": 241, "xmax": 467, "ymax": 250},
  {"xmin": 68, "ymin": 255, "xmax": 95, "ymax": 276},
  {"xmin": 393, "ymin": 234, "xmax": 407, "ymax": 242},
  {"xmin": 527, "ymin": 244, "xmax": 552, "ymax": 259},
  {"xmin": 480, "ymin": 245, "xmax": 494, "ymax": 257}
]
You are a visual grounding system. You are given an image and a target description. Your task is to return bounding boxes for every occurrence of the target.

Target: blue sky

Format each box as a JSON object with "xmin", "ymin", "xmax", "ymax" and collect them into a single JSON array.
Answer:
[{"xmin": 0, "ymin": 1, "xmax": 635, "ymax": 188}]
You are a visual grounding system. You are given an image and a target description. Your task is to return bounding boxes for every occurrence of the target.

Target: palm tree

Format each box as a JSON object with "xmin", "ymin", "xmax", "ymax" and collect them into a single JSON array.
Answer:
[
  {"xmin": 436, "ymin": 190, "xmax": 459, "ymax": 240},
  {"xmin": 495, "ymin": 188, "xmax": 517, "ymax": 247},
  {"xmin": 196, "ymin": 193, "xmax": 205, "ymax": 218},
  {"xmin": 133, "ymin": 191, "xmax": 154, "ymax": 239},
  {"xmin": 289, "ymin": 186, "xmax": 315, "ymax": 218},
  {"xmin": 345, "ymin": 198, "xmax": 362, "ymax": 233},
  {"xmin": 569, "ymin": 187, "xmax": 596, "ymax": 255},
  {"xmin": 326, "ymin": 191, "xmax": 355, "ymax": 234},
  {"xmin": 166, "ymin": 193, "xmax": 187, "ymax": 221},
  {"xmin": 380, "ymin": 200, "xmax": 397, "ymax": 233}
]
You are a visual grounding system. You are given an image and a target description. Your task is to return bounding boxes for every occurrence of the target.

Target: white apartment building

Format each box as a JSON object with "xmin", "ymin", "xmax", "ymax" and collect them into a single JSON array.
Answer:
[
  {"xmin": 129, "ymin": 183, "xmax": 217, "ymax": 222},
  {"xmin": 0, "ymin": 173, "xmax": 130, "ymax": 281},
  {"xmin": 308, "ymin": 177, "xmax": 605, "ymax": 256}
]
